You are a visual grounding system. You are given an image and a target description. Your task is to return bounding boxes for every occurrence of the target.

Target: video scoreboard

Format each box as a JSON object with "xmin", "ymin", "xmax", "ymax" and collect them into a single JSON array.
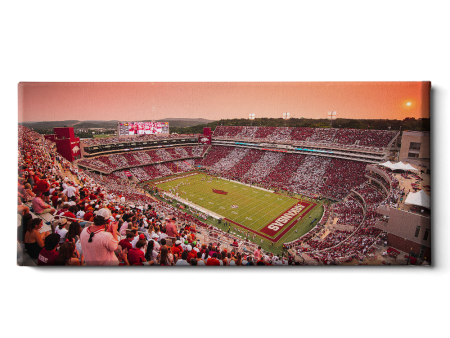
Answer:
[{"xmin": 118, "ymin": 121, "xmax": 169, "ymax": 136}]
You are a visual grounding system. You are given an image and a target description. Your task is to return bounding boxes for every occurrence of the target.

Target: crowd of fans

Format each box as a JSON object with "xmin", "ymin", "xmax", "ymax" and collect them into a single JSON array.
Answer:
[
  {"xmin": 226, "ymin": 149, "xmax": 263, "ymax": 180},
  {"xmin": 19, "ymin": 126, "xmax": 288, "ymax": 266},
  {"xmin": 199, "ymin": 146, "xmax": 370, "ymax": 200},
  {"xmin": 333, "ymin": 196, "xmax": 365, "ymax": 226},
  {"xmin": 18, "ymin": 123, "xmax": 407, "ymax": 266},
  {"xmin": 243, "ymin": 152, "xmax": 284, "ymax": 182},
  {"xmin": 77, "ymin": 146, "xmax": 208, "ymax": 173},
  {"xmin": 290, "ymin": 156, "xmax": 331, "ymax": 195},
  {"xmin": 82, "ymin": 133, "xmax": 199, "ymax": 146},
  {"xmin": 207, "ymin": 147, "xmax": 250, "ymax": 174},
  {"xmin": 212, "ymin": 126, "xmax": 397, "ymax": 150}
]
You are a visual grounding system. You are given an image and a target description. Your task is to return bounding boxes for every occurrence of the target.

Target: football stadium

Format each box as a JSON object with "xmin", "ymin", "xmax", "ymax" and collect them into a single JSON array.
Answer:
[{"xmin": 17, "ymin": 110, "xmax": 431, "ymax": 266}]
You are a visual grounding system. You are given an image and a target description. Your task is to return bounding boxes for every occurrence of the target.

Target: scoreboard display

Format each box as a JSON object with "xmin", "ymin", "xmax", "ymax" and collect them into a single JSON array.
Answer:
[{"xmin": 118, "ymin": 122, "xmax": 169, "ymax": 136}]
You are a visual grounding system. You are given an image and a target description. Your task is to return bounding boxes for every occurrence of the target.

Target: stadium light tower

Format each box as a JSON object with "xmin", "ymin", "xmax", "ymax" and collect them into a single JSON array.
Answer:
[
  {"xmin": 283, "ymin": 112, "xmax": 290, "ymax": 127},
  {"xmin": 327, "ymin": 111, "xmax": 337, "ymax": 127},
  {"xmin": 249, "ymin": 113, "xmax": 255, "ymax": 126}
]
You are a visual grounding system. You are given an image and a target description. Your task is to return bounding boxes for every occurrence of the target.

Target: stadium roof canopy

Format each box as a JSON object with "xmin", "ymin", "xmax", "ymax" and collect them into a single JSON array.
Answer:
[
  {"xmin": 404, "ymin": 190, "xmax": 430, "ymax": 209},
  {"xmin": 379, "ymin": 161, "xmax": 419, "ymax": 171}
]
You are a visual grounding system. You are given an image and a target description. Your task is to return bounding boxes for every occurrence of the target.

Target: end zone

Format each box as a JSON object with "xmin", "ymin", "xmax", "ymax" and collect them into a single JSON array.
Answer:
[{"xmin": 225, "ymin": 201, "xmax": 317, "ymax": 243}]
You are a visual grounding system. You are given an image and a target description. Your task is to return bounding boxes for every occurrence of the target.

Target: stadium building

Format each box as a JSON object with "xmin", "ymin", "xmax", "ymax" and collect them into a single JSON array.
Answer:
[{"xmin": 19, "ymin": 124, "xmax": 431, "ymax": 265}]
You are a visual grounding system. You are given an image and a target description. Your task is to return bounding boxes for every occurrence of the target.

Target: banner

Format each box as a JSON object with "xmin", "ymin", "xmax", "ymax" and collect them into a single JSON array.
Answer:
[{"xmin": 198, "ymin": 134, "xmax": 211, "ymax": 144}]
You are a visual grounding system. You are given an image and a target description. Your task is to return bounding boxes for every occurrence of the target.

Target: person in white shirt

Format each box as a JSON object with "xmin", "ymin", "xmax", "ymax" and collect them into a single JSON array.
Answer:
[
  {"xmin": 131, "ymin": 234, "xmax": 141, "ymax": 248},
  {"xmin": 150, "ymin": 234, "xmax": 160, "ymax": 252},
  {"xmin": 76, "ymin": 209, "xmax": 85, "ymax": 220},
  {"xmin": 54, "ymin": 218, "xmax": 68, "ymax": 244},
  {"xmin": 175, "ymin": 251, "xmax": 190, "ymax": 266},
  {"xmin": 63, "ymin": 183, "xmax": 77, "ymax": 198}
]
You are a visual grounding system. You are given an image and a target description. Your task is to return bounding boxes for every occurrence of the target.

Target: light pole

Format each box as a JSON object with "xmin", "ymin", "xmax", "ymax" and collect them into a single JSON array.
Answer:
[
  {"xmin": 249, "ymin": 113, "xmax": 255, "ymax": 126},
  {"xmin": 406, "ymin": 247, "xmax": 412, "ymax": 265},
  {"xmin": 283, "ymin": 112, "xmax": 290, "ymax": 127},
  {"xmin": 327, "ymin": 111, "xmax": 336, "ymax": 128}
]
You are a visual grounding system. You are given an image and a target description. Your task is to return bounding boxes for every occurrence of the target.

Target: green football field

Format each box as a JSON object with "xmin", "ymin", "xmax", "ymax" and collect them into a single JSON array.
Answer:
[{"xmin": 150, "ymin": 172, "xmax": 324, "ymax": 253}]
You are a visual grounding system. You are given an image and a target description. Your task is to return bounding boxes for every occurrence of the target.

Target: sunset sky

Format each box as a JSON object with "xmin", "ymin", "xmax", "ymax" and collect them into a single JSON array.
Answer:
[{"xmin": 18, "ymin": 82, "xmax": 430, "ymax": 123}]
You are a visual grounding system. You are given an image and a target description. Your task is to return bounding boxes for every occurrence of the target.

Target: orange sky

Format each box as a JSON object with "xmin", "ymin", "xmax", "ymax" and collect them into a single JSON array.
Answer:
[{"xmin": 18, "ymin": 82, "xmax": 430, "ymax": 122}]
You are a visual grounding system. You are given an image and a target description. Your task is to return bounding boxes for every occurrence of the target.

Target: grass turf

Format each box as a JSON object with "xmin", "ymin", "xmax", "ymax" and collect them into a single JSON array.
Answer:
[{"xmin": 151, "ymin": 172, "xmax": 324, "ymax": 254}]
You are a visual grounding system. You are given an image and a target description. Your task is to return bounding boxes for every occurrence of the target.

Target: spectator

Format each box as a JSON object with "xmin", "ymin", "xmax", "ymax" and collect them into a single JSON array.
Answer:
[
  {"xmin": 235, "ymin": 252, "xmax": 242, "ymax": 266},
  {"xmin": 254, "ymin": 246, "xmax": 262, "ymax": 261},
  {"xmin": 76, "ymin": 204, "xmax": 85, "ymax": 220},
  {"xmin": 145, "ymin": 239, "xmax": 158, "ymax": 263},
  {"xmin": 54, "ymin": 218, "xmax": 69, "ymax": 244},
  {"xmin": 158, "ymin": 246, "xmax": 173, "ymax": 266},
  {"xmin": 206, "ymin": 252, "xmax": 220, "ymax": 266},
  {"xmin": 18, "ymin": 213, "xmax": 33, "ymax": 243},
  {"xmin": 171, "ymin": 240, "xmax": 182, "ymax": 258},
  {"xmin": 24, "ymin": 218, "xmax": 47, "ymax": 259},
  {"xmin": 127, "ymin": 239, "xmax": 148, "ymax": 265},
  {"xmin": 165, "ymin": 217, "xmax": 178, "ymax": 237},
  {"xmin": 32, "ymin": 192, "xmax": 56, "ymax": 215},
  {"xmin": 37, "ymin": 233, "xmax": 61, "ymax": 266},
  {"xmin": 79, "ymin": 208, "xmax": 119, "ymax": 266},
  {"xmin": 256, "ymin": 256, "xmax": 266, "ymax": 266},
  {"xmin": 196, "ymin": 251, "xmax": 206, "ymax": 266},
  {"xmin": 66, "ymin": 221, "xmax": 82, "ymax": 242},
  {"xmin": 56, "ymin": 239, "xmax": 81, "ymax": 266},
  {"xmin": 118, "ymin": 232, "xmax": 134, "ymax": 251},
  {"xmin": 18, "ymin": 197, "xmax": 30, "ymax": 216},
  {"xmin": 36, "ymin": 175, "xmax": 51, "ymax": 201},
  {"xmin": 175, "ymin": 250, "xmax": 190, "ymax": 266},
  {"xmin": 22, "ymin": 183, "xmax": 36, "ymax": 202}
]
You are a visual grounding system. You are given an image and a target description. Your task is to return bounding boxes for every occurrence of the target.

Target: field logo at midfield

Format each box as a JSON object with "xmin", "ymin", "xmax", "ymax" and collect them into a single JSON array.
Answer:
[{"xmin": 260, "ymin": 203, "xmax": 308, "ymax": 237}]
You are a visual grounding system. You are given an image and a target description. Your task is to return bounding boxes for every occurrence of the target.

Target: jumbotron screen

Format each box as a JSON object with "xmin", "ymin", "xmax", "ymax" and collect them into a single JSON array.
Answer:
[{"xmin": 118, "ymin": 122, "xmax": 169, "ymax": 136}]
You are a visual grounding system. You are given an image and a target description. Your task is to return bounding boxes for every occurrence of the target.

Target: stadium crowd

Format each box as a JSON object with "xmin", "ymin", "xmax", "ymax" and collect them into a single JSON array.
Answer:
[
  {"xmin": 18, "ymin": 123, "xmax": 407, "ymax": 266},
  {"xmin": 77, "ymin": 146, "xmax": 207, "ymax": 173},
  {"xmin": 19, "ymin": 126, "xmax": 289, "ymax": 266},
  {"xmin": 82, "ymin": 133, "xmax": 199, "ymax": 146},
  {"xmin": 212, "ymin": 126, "xmax": 397, "ymax": 151}
]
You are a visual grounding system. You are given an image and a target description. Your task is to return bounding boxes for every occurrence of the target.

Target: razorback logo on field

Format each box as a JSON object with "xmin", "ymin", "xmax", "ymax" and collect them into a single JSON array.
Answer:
[{"xmin": 213, "ymin": 189, "xmax": 227, "ymax": 195}]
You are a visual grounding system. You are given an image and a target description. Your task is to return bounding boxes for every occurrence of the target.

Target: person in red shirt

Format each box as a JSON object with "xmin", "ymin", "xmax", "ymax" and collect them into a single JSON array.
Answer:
[
  {"xmin": 187, "ymin": 246, "xmax": 197, "ymax": 262},
  {"xmin": 171, "ymin": 240, "xmax": 182, "ymax": 258},
  {"xmin": 62, "ymin": 205, "xmax": 78, "ymax": 221},
  {"xmin": 36, "ymin": 176, "xmax": 50, "ymax": 201},
  {"xmin": 32, "ymin": 172, "xmax": 40, "ymax": 186},
  {"xmin": 256, "ymin": 258, "xmax": 266, "ymax": 266},
  {"xmin": 37, "ymin": 233, "xmax": 61, "ymax": 266},
  {"xmin": 51, "ymin": 191, "xmax": 60, "ymax": 207},
  {"xmin": 83, "ymin": 207, "xmax": 94, "ymax": 221},
  {"xmin": 206, "ymin": 253, "xmax": 221, "ymax": 266},
  {"xmin": 118, "ymin": 232, "xmax": 134, "ymax": 252},
  {"xmin": 127, "ymin": 240, "xmax": 147, "ymax": 265}
]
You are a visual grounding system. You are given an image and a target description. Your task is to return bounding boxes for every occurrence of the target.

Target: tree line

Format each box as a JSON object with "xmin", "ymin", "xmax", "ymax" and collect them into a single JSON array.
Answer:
[{"xmin": 169, "ymin": 117, "xmax": 430, "ymax": 134}]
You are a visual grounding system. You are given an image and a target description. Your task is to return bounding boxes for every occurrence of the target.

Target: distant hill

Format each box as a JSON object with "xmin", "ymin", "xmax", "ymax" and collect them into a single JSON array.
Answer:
[{"xmin": 19, "ymin": 120, "xmax": 80, "ymax": 128}]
